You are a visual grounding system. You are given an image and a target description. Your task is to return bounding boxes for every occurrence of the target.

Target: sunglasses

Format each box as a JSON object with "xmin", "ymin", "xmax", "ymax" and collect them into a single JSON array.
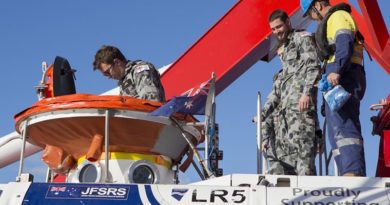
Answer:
[
  {"xmin": 101, "ymin": 60, "xmax": 119, "ymax": 77},
  {"xmin": 102, "ymin": 64, "xmax": 114, "ymax": 77}
]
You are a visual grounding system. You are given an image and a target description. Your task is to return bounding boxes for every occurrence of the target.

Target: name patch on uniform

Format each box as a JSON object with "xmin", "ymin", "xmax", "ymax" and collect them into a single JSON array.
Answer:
[
  {"xmin": 299, "ymin": 31, "xmax": 312, "ymax": 37},
  {"xmin": 134, "ymin": 65, "xmax": 150, "ymax": 74}
]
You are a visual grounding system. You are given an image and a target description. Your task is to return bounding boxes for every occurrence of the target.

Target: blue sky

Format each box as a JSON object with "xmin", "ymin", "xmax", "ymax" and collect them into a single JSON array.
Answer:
[{"xmin": 0, "ymin": 1, "xmax": 389, "ymax": 183}]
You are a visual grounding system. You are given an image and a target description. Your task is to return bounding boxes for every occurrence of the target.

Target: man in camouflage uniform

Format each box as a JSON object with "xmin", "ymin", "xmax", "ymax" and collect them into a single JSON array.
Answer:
[
  {"xmin": 93, "ymin": 45, "xmax": 165, "ymax": 102},
  {"xmin": 264, "ymin": 10, "xmax": 321, "ymax": 175}
]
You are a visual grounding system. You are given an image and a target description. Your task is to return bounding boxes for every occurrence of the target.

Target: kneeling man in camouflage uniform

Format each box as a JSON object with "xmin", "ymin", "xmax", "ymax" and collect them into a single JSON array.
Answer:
[
  {"xmin": 263, "ymin": 10, "xmax": 321, "ymax": 175},
  {"xmin": 93, "ymin": 45, "xmax": 165, "ymax": 102}
]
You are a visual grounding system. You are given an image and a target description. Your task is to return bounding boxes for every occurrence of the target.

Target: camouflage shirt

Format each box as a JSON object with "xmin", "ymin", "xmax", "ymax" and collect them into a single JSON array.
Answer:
[
  {"xmin": 263, "ymin": 30, "xmax": 320, "ymax": 118},
  {"xmin": 118, "ymin": 60, "xmax": 166, "ymax": 102}
]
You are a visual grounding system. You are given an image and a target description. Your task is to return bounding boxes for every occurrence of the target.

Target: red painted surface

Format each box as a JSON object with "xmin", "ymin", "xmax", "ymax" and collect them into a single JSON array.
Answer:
[
  {"xmin": 376, "ymin": 133, "xmax": 388, "ymax": 176},
  {"xmin": 161, "ymin": 0, "xmax": 390, "ymax": 99},
  {"xmin": 161, "ymin": 0, "xmax": 303, "ymax": 99},
  {"xmin": 384, "ymin": 130, "xmax": 390, "ymax": 167},
  {"xmin": 376, "ymin": 95, "xmax": 390, "ymax": 177},
  {"xmin": 374, "ymin": 94, "xmax": 390, "ymax": 177},
  {"xmin": 356, "ymin": 0, "xmax": 389, "ymax": 51},
  {"xmin": 376, "ymin": 130, "xmax": 390, "ymax": 177},
  {"xmin": 53, "ymin": 174, "xmax": 66, "ymax": 182}
]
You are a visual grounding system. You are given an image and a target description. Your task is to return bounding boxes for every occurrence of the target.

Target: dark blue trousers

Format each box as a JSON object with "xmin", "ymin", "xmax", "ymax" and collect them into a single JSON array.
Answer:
[{"xmin": 325, "ymin": 64, "xmax": 366, "ymax": 176}]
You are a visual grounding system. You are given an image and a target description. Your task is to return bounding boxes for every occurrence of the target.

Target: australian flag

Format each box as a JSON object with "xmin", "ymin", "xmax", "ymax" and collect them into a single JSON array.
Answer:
[{"xmin": 150, "ymin": 77, "xmax": 214, "ymax": 117}]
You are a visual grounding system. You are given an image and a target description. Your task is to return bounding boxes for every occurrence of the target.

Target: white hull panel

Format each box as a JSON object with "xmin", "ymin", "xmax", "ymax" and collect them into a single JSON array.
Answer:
[{"xmin": 1, "ymin": 174, "xmax": 390, "ymax": 205}]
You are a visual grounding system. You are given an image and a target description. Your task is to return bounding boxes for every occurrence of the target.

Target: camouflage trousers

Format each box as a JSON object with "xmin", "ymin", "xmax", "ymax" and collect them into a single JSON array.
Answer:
[{"xmin": 265, "ymin": 108, "xmax": 317, "ymax": 175}]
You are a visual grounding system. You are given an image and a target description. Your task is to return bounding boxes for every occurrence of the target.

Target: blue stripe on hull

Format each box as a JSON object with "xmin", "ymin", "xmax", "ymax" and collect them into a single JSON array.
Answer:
[
  {"xmin": 145, "ymin": 185, "xmax": 160, "ymax": 205},
  {"xmin": 22, "ymin": 183, "xmax": 143, "ymax": 205}
]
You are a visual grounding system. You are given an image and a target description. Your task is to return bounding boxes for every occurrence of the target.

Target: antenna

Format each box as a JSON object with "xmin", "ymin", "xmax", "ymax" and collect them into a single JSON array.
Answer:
[{"xmin": 35, "ymin": 61, "xmax": 48, "ymax": 100}]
